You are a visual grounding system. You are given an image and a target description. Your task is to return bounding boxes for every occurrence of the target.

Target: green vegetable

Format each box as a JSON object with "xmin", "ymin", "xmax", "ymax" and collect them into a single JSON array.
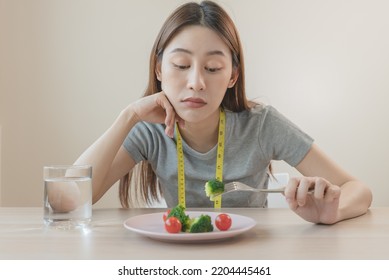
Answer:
[
  {"xmin": 167, "ymin": 204, "xmax": 190, "ymax": 232},
  {"xmin": 204, "ymin": 179, "xmax": 225, "ymax": 201},
  {"xmin": 187, "ymin": 214, "xmax": 214, "ymax": 233}
]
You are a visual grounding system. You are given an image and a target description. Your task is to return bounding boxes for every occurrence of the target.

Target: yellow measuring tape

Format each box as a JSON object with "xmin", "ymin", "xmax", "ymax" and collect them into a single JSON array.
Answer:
[{"xmin": 176, "ymin": 108, "xmax": 226, "ymax": 209}]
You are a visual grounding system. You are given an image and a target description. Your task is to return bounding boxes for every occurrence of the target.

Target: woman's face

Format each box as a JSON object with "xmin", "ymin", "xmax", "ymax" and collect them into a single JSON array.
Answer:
[{"xmin": 157, "ymin": 25, "xmax": 237, "ymax": 124}]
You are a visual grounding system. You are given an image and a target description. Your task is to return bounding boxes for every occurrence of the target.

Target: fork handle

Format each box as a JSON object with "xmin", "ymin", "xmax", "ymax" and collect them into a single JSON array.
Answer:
[
  {"xmin": 260, "ymin": 186, "xmax": 315, "ymax": 194},
  {"xmin": 260, "ymin": 186, "xmax": 286, "ymax": 193}
]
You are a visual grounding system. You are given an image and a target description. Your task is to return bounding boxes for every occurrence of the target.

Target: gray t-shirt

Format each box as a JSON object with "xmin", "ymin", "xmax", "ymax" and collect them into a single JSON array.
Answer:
[{"xmin": 123, "ymin": 104, "xmax": 313, "ymax": 208}]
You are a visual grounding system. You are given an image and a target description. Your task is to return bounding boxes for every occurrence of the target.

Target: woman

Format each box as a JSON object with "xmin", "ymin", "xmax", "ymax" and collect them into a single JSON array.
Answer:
[{"xmin": 74, "ymin": 1, "xmax": 372, "ymax": 224}]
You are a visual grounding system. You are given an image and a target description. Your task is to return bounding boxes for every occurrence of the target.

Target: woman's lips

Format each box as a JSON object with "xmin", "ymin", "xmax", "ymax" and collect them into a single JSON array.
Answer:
[{"xmin": 182, "ymin": 97, "xmax": 207, "ymax": 108}]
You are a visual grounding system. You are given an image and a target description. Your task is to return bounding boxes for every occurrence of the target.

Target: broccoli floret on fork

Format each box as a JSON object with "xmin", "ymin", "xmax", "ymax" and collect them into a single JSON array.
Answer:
[{"xmin": 204, "ymin": 179, "xmax": 225, "ymax": 201}]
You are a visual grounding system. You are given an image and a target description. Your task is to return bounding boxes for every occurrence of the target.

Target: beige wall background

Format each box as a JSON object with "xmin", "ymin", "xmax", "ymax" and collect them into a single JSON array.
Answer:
[{"xmin": 1, "ymin": 0, "xmax": 388, "ymax": 208}]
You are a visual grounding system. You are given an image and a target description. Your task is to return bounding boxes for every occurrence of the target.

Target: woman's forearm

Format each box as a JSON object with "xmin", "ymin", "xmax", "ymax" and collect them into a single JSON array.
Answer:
[
  {"xmin": 337, "ymin": 180, "xmax": 373, "ymax": 222},
  {"xmin": 74, "ymin": 107, "xmax": 139, "ymax": 202}
]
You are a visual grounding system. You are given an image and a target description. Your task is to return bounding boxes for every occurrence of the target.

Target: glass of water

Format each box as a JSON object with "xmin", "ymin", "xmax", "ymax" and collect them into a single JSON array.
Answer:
[{"xmin": 43, "ymin": 165, "xmax": 92, "ymax": 229}]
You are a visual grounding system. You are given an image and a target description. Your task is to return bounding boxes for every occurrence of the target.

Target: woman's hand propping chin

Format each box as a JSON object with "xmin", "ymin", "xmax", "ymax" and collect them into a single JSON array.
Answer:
[{"xmin": 129, "ymin": 91, "xmax": 184, "ymax": 138}]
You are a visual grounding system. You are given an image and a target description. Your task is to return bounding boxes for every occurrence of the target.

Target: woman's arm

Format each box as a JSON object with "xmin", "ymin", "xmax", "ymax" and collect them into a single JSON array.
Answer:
[
  {"xmin": 74, "ymin": 108, "xmax": 139, "ymax": 203},
  {"xmin": 74, "ymin": 92, "xmax": 181, "ymax": 204},
  {"xmin": 284, "ymin": 143, "xmax": 372, "ymax": 224}
]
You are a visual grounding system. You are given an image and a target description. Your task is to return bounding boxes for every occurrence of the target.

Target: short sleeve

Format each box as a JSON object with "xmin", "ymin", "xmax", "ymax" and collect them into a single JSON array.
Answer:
[
  {"xmin": 257, "ymin": 106, "xmax": 314, "ymax": 166},
  {"xmin": 122, "ymin": 122, "xmax": 151, "ymax": 164}
]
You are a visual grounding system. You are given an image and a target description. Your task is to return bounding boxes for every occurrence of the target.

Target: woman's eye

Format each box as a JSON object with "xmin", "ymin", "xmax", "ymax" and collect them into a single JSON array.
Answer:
[
  {"xmin": 173, "ymin": 63, "xmax": 190, "ymax": 70},
  {"xmin": 206, "ymin": 67, "xmax": 221, "ymax": 73}
]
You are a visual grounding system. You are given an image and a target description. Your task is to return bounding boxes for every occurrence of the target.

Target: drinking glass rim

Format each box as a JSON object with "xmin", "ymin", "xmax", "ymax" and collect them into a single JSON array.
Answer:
[{"xmin": 43, "ymin": 164, "xmax": 92, "ymax": 170}]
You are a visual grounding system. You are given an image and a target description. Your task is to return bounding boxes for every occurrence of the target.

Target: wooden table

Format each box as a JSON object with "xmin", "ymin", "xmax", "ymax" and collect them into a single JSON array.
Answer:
[{"xmin": 0, "ymin": 207, "xmax": 388, "ymax": 260}]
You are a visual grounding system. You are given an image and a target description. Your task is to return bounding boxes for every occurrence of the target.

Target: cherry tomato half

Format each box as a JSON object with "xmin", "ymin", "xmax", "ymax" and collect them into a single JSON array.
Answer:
[
  {"xmin": 162, "ymin": 209, "xmax": 171, "ymax": 222},
  {"xmin": 164, "ymin": 217, "xmax": 182, "ymax": 233},
  {"xmin": 215, "ymin": 213, "xmax": 232, "ymax": 231}
]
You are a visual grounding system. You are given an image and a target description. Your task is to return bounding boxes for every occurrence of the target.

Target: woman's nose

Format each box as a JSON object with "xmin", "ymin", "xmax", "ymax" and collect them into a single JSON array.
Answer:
[{"xmin": 187, "ymin": 67, "xmax": 206, "ymax": 92}]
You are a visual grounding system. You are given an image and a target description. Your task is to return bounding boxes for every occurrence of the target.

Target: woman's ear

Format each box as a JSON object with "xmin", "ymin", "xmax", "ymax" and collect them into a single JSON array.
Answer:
[
  {"xmin": 155, "ymin": 62, "xmax": 162, "ymax": 81},
  {"xmin": 227, "ymin": 69, "xmax": 239, "ymax": 88}
]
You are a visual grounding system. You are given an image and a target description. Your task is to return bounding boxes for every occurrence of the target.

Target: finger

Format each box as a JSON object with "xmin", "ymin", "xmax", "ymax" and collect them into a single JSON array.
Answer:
[
  {"xmin": 164, "ymin": 111, "xmax": 175, "ymax": 138},
  {"xmin": 284, "ymin": 177, "xmax": 300, "ymax": 210},
  {"xmin": 323, "ymin": 185, "xmax": 341, "ymax": 203},
  {"xmin": 156, "ymin": 93, "xmax": 176, "ymax": 138},
  {"xmin": 312, "ymin": 177, "xmax": 327, "ymax": 200},
  {"xmin": 161, "ymin": 95, "xmax": 185, "ymax": 137},
  {"xmin": 176, "ymin": 114, "xmax": 185, "ymax": 129},
  {"xmin": 295, "ymin": 177, "xmax": 313, "ymax": 206}
]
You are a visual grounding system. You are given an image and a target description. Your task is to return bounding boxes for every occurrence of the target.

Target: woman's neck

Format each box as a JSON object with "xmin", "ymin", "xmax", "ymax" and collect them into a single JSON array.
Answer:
[{"xmin": 178, "ymin": 110, "xmax": 220, "ymax": 153}]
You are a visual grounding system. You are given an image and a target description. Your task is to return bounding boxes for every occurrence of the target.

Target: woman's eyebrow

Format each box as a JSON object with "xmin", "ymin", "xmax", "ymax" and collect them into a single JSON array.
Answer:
[
  {"xmin": 170, "ymin": 48, "xmax": 226, "ymax": 57},
  {"xmin": 206, "ymin": 50, "xmax": 226, "ymax": 57}
]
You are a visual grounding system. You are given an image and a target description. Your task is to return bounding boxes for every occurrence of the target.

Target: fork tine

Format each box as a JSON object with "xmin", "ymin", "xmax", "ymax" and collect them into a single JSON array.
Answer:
[
  {"xmin": 234, "ymin": 182, "xmax": 254, "ymax": 191},
  {"xmin": 210, "ymin": 182, "xmax": 235, "ymax": 199},
  {"xmin": 223, "ymin": 182, "xmax": 236, "ymax": 192}
]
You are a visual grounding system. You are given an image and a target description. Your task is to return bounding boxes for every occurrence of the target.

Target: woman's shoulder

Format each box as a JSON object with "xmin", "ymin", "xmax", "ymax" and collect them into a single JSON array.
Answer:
[
  {"xmin": 227, "ymin": 101, "xmax": 276, "ymax": 119},
  {"xmin": 225, "ymin": 103, "xmax": 275, "ymax": 134},
  {"xmin": 249, "ymin": 101, "xmax": 270, "ymax": 114},
  {"xmin": 225, "ymin": 102, "xmax": 290, "ymax": 135}
]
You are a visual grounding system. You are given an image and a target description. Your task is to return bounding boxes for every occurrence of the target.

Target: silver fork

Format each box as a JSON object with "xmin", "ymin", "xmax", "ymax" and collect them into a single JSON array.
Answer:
[{"xmin": 211, "ymin": 181, "xmax": 286, "ymax": 199}]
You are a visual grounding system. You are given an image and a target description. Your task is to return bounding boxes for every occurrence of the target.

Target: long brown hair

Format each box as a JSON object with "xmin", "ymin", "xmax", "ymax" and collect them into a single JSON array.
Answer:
[{"xmin": 119, "ymin": 1, "xmax": 250, "ymax": 208}]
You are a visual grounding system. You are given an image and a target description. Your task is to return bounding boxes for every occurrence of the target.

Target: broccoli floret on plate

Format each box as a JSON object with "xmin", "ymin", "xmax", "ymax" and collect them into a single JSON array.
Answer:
[
  {"xmin": 187, "ymin": 214, "xmax": 214, "ymax": 233},
  {"xmin": 204, "ymin": 179, "xmax": 225, "ymax": 201},
  {"xmin": 167, "ymin": 204, "xmax": 190, "ymax": 232}
]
